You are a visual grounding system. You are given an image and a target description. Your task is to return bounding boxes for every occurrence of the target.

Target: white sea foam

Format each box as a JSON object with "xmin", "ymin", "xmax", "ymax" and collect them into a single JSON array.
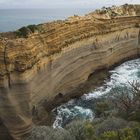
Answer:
[
  {"xmin": 53, "ymin": 58, "xmax": 140, "ymax": 128},
  {"xmin": 53, "ymin": 105, "xmax": 94, "ymax": 128},
  {"xmin": 83, "ymin": 58, "xmax": 140, "ymax": 100}
]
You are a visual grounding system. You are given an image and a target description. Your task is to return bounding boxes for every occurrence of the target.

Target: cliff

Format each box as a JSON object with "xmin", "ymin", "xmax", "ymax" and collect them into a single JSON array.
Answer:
[{"xmin": 0, "ymin": 4, "xmax": 140, "ymax": 140}]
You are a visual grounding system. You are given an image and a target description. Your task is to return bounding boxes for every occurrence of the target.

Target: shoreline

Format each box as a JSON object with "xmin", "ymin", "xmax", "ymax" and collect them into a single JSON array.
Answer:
[
  {"xmin": 35, "ymin": 54, "xmax": 140, "ymax": 126},
  {"xmin": 0, "ymin": 4, "xmax": 140, "ymax": 139}
]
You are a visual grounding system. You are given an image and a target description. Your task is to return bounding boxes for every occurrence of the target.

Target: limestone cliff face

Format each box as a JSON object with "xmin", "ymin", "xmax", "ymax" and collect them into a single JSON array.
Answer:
[{"xmin": 0, "ymin": 4, "xmax": 140, "ymax": 140}]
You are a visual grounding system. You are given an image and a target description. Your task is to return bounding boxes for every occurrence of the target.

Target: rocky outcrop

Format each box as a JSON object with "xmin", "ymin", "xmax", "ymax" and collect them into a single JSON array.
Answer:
[
  {"xmin": 89, "ymin": 4, "xmax": 140, "ymax": 19},
  {"xmin": 0, "ymin": 4, "xmax": 140, "ymax": 140}
]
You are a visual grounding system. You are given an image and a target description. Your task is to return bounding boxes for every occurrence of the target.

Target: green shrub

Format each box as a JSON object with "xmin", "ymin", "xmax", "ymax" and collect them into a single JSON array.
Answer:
[
  {"xmin": 51, "ymin": 129, "xmax": 75, "ymax": 140},
  {"xmin": 100, "ymin": 131, "xmax": 118, "ymax": 140},
  {"xmin": 24, "ymin": 126, "xmax": 74, "ymax": 140},
  {"xmin": 94, "ymin": 101, "xmax": 110, "ymax": 117},
  {"xmin": 96, "ymin": 117, "xmax": 127, "ymax": 135},
  {"xmin": 99, "ymin": 127, "xmax": 139, "ymax": 140},
  {"xmin": 65, "ymin": 120, "xmax": 86, "ymax": 140},
  {"xmin": 119, "ymin": 128, "xmax": 136, "ymax": 140},
  {"xmin": 99, "ymin": 126, "xmax": 140, "ymax": 140},
  {"xmin": 15, "ymin": 24, "xmax": 38, "ymax": 38},
  {"xmin": 27, "ymin": 25, "xmax": 38, "ymax": 33},
  {"xmin": 110, "ymin": 82, "xmax": 140, "ymax": 121},
  {"xmin": 133, "ymin": 126, "xmax": 140, "ymax": 140},
  {"xmin": 15, "ymin": 26, "xmax": 31, "ymax": 38},
  {"xmin": 84, "ymin": 122, "xmax": 97, "ymax": 140},
  {"xmin": 128, "ymin": 110, "xmax": 140, "ymax": 122}
]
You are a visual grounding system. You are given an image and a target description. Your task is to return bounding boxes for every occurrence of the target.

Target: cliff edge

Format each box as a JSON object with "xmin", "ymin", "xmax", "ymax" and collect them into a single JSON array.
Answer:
[{"xmin": 0, "ymin": 4, "xmax": 140, "ymax": 140}]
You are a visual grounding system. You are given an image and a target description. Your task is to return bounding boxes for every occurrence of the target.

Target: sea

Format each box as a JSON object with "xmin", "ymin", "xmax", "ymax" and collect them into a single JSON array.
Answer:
[
  {"xmin": 52, "ymin": 58, "xmax": 140, "ymax": 128},
  {"xmin": 0, "ymin": 8, "xmax": 94, "ymax": 32}
]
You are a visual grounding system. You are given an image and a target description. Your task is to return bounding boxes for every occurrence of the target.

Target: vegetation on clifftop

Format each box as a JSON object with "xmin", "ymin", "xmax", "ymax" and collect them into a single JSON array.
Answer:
[{"xmin": 14, "ymin": 24, "xmax": 39, "ymax": 38}]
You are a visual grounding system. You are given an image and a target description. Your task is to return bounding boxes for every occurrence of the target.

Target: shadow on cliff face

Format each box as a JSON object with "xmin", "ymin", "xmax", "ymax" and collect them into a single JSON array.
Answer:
[
  {"xmin": 138, "ymin": 30, "xmax": 140, "ymax": 44},
  {"xmin": 31, "ymin": 68, "xmax": 110, "ymax": 126},
  {"xmin": 43, "ymin": 69, "xmax": 110, "ymax": 112},
  {"xmin": 0, "ymin": 120, "xmax": 12, "ymax": 140},
  {"xmin": 43, "ymin": 69, "xmax": 109, "ymax": 111}
]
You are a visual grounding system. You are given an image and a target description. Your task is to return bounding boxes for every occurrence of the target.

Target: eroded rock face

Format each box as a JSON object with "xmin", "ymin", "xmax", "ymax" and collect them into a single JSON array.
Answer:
[
  {"xmin": 89, "ymin": 4, "xmax": 140, "ymax": 19},
  {"xmin": 0, "ymin": 4, "xmax": 140, "ymax": 140}
]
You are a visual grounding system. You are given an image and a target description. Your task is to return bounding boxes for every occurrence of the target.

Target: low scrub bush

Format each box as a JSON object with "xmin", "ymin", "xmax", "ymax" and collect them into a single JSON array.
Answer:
[
  {"xmin": 15, "ymin": 26, "xmax": 31, "ymax": 38},
  {"xmin": 96, "ymin": 117, "xmax": 127, "ymax": 135},
  {"xmin": 109, "ymin": 82, "xmax": 140, "ymax": 121},
  {"xmin": 27, "ymin": 25, "xmax": 38, "ymax": 33},
  {"xmin": 65, "ymin": 120, "xmax": 86, "ymax": 140},
  {"xmin": 24, "ymin": 126, "xmax": 74, "ymax": 140},
  {"xmin": 15, "ymin": 24, "xmax": 38, "ymax": 38},
  {"xmin": 94, "ymin": 101, "xmax": 110, "ymax": 117}
]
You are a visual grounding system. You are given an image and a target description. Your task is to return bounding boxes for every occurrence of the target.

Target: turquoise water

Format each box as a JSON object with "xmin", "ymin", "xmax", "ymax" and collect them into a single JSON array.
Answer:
[
  {"xmin": 0, "ymin": 8, "xmax": 94, "ymax": 32},
  {"xmin": 53, "ymin": 58, "xmax": 140, "ymax": 128}
]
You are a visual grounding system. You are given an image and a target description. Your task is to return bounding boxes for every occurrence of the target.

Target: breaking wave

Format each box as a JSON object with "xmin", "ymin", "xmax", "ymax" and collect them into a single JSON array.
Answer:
[{"xmin": 53, "ymin": 58, "xmax": 140, "ymax": 128}]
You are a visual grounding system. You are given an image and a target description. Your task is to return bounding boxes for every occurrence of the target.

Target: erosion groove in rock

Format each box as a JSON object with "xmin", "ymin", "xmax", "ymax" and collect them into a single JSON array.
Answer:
[{"xmin": 0, "ymin": 4, "xmax": 140, "ymax": 140}]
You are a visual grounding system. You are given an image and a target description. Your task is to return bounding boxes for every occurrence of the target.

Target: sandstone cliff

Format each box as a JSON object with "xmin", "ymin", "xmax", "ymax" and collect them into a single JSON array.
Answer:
[{"xmin": 0, "ymin": 4, "xmax": 140, "ymax": 140}]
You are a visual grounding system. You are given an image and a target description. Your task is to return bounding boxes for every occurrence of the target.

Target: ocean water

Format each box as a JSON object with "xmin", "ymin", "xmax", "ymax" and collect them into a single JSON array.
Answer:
[
  {"xmin": 0, "ymin": 8, "xmax": 94, "ymax": 32},
  {"xmin": 53, "ymin": 58, "xmax": 140, "ymax": 128}
]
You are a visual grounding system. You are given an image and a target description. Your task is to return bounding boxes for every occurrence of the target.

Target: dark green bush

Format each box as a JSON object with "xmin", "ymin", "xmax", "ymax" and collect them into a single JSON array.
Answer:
[
  {"xmin": 15, "ymin": 26, "xmax": 31, "ymax": 38},
  {"xmin": 15, "ymin": 24, "xmax": 38, "ymax": 38},
  {"xmin": 94, "ymin": 101, "xmax": 110, "ymax": 117},
  {"xmin": 27, "ymin": 25, "xmax": 38, "ymax": 33}
]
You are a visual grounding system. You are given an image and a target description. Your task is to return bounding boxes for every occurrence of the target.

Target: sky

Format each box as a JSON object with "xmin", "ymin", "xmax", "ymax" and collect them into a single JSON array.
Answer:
[{"xmin": 0, "ymin": 0, "xmax": 139, "ymax": 9}]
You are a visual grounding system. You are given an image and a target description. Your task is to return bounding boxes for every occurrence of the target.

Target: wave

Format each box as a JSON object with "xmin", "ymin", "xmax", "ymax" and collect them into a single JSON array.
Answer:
[{"xmin": 53, "ymin": 58, "xmax": 140, "ymax": 128}]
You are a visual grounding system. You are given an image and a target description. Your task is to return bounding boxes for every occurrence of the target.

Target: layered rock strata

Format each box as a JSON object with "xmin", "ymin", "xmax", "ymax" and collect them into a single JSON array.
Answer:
[{"xmin": 0, "ymin": 4, "xmax": 140, "ymax": 140}]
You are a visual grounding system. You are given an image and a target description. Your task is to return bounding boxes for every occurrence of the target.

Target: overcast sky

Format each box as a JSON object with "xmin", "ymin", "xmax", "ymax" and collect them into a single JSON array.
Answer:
[{"xmin": 0, "ymin": 0, "xmax": 139, "ymax": 9}]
